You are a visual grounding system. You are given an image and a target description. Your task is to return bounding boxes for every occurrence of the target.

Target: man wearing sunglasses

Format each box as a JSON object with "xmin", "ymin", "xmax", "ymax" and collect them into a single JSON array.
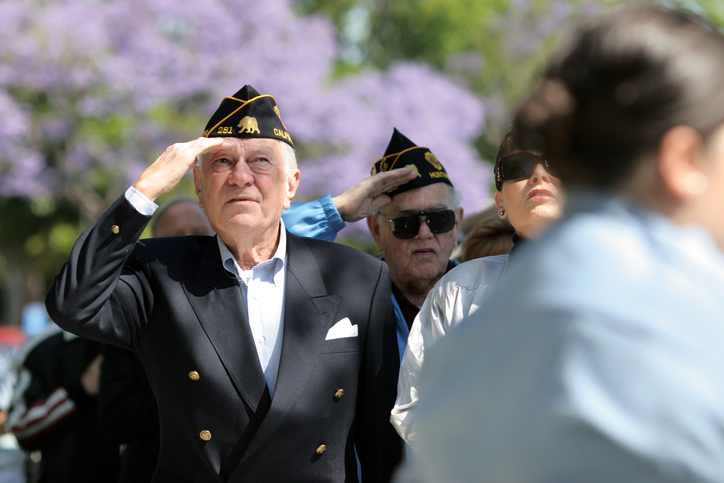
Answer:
[{"xmin": 365, "ymin": 129, "xmax": 464, "ymax": 359}]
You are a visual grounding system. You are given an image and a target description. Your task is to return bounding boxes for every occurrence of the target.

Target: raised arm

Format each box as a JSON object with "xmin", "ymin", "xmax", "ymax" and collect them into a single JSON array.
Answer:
[
  {"xmin": 284, "ymin": 167, "xmax": 416, "ymax": 241},
  {"xmin": 46, "ymin": 138, "xmax": 224, "ymax": 349},
  {"xmin": 332, "ymin": 166, "xmax": 416, "ymax": 223}
]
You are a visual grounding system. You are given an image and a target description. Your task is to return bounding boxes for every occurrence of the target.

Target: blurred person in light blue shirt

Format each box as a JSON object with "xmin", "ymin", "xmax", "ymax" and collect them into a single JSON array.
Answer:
[{"xmin": 398, "ymin": 5, "xmax": 724, "ymax": 483}]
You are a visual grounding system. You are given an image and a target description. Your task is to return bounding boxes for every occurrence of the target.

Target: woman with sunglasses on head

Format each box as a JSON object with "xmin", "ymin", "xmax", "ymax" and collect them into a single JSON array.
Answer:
[
  {"xmin": 397, "ymin": 5, "xmax": 724, "ymax": 482},
  {"xmin": 391, "ymin": 129, "xmax": 563, "ymax": 451}
]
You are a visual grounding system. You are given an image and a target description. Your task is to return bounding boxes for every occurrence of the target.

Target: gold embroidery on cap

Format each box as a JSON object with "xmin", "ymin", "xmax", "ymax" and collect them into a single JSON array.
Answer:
[
  {"xmin": 425, "ymin": 151, "xmax": 442, "ymax": 170},
  {"xmin": 373, "ymin": 146, "xmax": 428, "ymax": 172},
  {"xmin": 204, "ymin": 94, "xmax": 276, "ymax": 138},
  {"xmin": 274, "ymin": 105, "xmax": 289, "ymax": 130},
  {"xmin": 238, "ymin": 116, "xmax": 261, "ymax": 134},
  {"xmin": 273, "ymin": 128, "xmax": 293, "ymax": 144}
]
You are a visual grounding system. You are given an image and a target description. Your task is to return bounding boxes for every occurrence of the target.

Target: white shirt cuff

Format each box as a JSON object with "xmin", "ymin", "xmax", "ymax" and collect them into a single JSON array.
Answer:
[{"xmin": 124, "ymin": 186, "xmax": 158, "ymax": 216}]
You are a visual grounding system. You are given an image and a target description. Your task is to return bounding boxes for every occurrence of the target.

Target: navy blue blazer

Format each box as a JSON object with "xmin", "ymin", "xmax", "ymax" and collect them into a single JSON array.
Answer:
[{"xmin": 46, "ymin": 195, "xmax": 402, "ymax": 482}]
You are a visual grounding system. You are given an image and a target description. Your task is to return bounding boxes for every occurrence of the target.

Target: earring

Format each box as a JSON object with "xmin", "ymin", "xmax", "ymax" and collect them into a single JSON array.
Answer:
[
  {"xmin": 684, "ymin": 172, "xmax": 708, "ymax": 195},
  {"xmin": 499, "ymin": 208, "xmax": 505, "ymax": 217}
]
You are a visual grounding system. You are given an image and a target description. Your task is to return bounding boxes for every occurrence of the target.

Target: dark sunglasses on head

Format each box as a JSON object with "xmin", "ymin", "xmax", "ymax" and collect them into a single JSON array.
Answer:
[
  {"xmin": 382, "ymin": 210, "xmax": 457, "ymax": 240},
  {"xmin": 496, "ymin": 153, "xmax": 554, "ymax": 189}
]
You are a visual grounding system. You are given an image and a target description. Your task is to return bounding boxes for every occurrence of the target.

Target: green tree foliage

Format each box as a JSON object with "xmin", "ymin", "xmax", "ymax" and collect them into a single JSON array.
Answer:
[{"xmin": 297, "ymin": 0, "xmax": 724, "ymax": 159}]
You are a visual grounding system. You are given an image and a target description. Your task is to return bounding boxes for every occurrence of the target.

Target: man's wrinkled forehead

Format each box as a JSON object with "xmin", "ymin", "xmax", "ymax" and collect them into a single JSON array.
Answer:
[
  {"xmin": 199, "ymin": 137, "xmax": 280, "ymax": 163},
  {"xmin": 383, "ymin": 184, "xmax": 455, "ymax": 216}
]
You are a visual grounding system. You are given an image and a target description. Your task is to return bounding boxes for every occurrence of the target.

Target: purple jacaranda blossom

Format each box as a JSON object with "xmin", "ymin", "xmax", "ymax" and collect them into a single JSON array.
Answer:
[
  {"xmin": 0, "ymin": 0, "xmax": 488, "ymax": 240},
  {"xmin": 0, "ymin": 147, "xmax": 50, "ymax": 197},
  {"xmin": 0, "ymin": 92, "xmax": 30, "ymax": 142},
  {"xmin": 294, "ymin": 62, "xmax": 488, "ymax": 239},
  {"xmin": 496, "ymin": 0, "xmax": 602, "ymax": 60}
]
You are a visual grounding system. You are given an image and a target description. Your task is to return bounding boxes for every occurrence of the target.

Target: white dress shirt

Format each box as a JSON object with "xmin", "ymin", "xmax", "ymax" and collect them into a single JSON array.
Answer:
[
  {"xmin": 391, "ymin": 254, "xmax": 509, "ymax": 450},
  {"xmin": 217, "ymin": 229, "xmax": 287, "ymax": 398}
]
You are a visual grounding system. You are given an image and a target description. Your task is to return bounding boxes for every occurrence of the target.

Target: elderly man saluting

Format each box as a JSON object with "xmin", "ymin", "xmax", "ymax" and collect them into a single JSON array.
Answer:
[
  {"xmin": 365, "ymin": 129, "xmax": 464, "ymax": 356},
  {"xmin": 46, "ymin": 85, "xmax": 402, "ymax": 482},
  {"xmin": 284, "ymin": 128, "xmax": 464, "ymax": 364}
]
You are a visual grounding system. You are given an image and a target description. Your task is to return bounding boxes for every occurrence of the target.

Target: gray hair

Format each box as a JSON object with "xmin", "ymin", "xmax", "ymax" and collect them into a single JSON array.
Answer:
[
  {"xmin": 280, "ymin": 141, "xmax": 298, "ymax": 179},
  {"xmin": 451, "ymin": 187, "xmax": 463, "ymax": 209}
]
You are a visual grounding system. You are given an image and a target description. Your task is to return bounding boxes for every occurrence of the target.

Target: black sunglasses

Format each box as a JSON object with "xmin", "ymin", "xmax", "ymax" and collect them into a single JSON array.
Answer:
[
  {"xmin": 496, "ymin": 153, "xmax": 554, "ymax": 189},
  {"xmin": 382, "ymin": 210, "xmax": 457, "ymax": 240}
]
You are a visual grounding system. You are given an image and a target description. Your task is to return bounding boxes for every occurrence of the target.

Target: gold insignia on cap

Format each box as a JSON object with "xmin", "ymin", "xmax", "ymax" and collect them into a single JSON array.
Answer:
[
  {"xmin": 380, "ymin": 160, "xmax": 389, "ymax": 172},
  {"xmin": 405, "ymin": 164, "xmax": 421, "ymax": 177},
  {"xmin": 237, "ymin": 116, "xmax": 261, "ymax": 134},
  {"xmin": 371, "ymin": 165, "xmax": 377, "ymax": 175},
  {"xmin": 425, "ymin": 151, "xmax": 442, "ymax": 170},
  {"xmin": 274, "ymin": 105, "xmax": 288, "ymax": 130},
  {"xmin": 273, "ymin": 128, "xmax": 293, "ymax": 144}
]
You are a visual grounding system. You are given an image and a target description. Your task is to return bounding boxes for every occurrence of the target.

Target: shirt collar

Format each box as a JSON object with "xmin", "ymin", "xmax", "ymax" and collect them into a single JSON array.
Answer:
[{"xmin": 217, "ymin": 219, "xmax": 288, "ymax": 281}]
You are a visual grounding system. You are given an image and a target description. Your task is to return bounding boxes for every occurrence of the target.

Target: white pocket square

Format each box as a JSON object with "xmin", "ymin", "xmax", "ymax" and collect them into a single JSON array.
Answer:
[{"xmin": 325, "ymin": 317, "xmax": 358, "ymax": 340}]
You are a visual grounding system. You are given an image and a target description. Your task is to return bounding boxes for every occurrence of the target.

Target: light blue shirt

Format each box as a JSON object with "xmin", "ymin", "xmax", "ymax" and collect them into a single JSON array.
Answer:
[
  {"xmin": 284, "ymin": 195, "xmax": 345, "ymax": 241},
  {"xmin": 400, "ymin": 191, "xmax": 724, "ymax": 483}
]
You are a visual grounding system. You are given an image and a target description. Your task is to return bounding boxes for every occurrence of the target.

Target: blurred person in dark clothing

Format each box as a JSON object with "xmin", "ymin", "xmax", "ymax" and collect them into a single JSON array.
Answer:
[{"xmin": 7, "ymin": 323, "xmax": 118, "ymax": 482}]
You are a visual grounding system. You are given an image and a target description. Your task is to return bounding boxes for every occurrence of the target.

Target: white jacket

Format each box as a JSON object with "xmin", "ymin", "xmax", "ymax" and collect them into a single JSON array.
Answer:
[{"xmin": 390, "ymin": 254, "xmax": 509, "ymax": 451}]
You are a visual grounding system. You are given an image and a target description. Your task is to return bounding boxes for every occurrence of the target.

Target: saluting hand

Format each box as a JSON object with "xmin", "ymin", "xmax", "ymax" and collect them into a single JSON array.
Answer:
[
  {"xmin": 133, "ymin": 137, "xmax": 225, "ymax": 202},
  {"xmin": 332, "ymin": 166, "xmax": 417, "ymax": 222}
]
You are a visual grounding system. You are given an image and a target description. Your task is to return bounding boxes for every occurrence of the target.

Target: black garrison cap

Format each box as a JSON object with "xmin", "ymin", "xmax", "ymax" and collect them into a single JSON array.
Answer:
[
  {"xmin": 202, "ymin": 85, "xmax": 293, "ymax": 147},
  {"xmin": 370, "ymin": 128, "xmax": 453, "ymax": 197}
]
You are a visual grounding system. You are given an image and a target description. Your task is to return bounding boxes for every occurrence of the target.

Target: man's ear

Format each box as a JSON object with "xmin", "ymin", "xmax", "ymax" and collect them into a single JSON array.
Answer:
[
  {"xmin": 283, "ymin": 169, "xmax": 300, "ymax": 210},
  {"xmin": 657, "ymin": 125, "xmax": 705, "ymax": 201},
  {"xmin": 193, "ymin": 166, "xmax": 205, "ymax": 209},
  {"xmin": 454, "ymin": 207, "xmax": 464, "ymax": 235},
  {"xmin": 366, "ymin": 215, "xmax": 384, "ymax": 252}
]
